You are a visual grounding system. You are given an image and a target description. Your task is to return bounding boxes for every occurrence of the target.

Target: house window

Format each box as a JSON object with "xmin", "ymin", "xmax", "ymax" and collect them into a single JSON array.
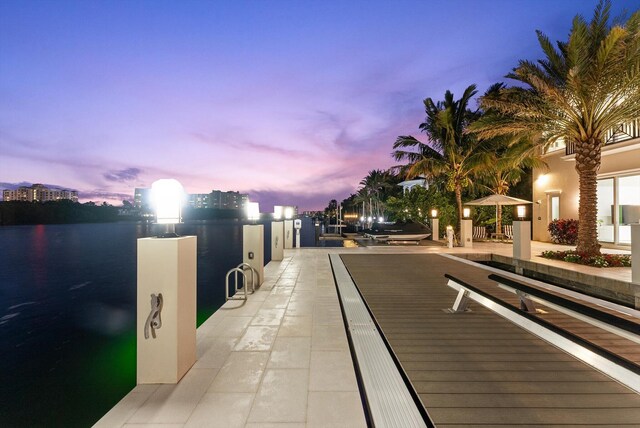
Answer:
[
  {"xmin": 596, "ymin": 178, "xmax": 615, "ymax": 243},
  {"xmin": 550, "ymin": 195, "xmax": 560, "ymax": 221},
  {"xmin": 618, "ymin": 174, "xmax": 640, "ymax": 245}
]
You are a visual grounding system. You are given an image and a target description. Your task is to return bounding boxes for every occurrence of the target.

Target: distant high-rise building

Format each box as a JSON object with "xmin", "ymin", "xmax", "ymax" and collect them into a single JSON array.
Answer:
[
  {"xmin": 188, "ymin": 193, "xmax": 211, "ymax": 209},
  {"xmin": 134, "ymin": 187, "xmax": 248, "ymax": 211},
  {"xmin": 210, "ymin": 190, "xmax": 248, "ymax": 210},
  {"xmin": 133, "ymin": 188, "xmax": 153, "ymax": 210},
  {"xmin": 2, "ymin": 184, "xmax": 78, "ymax": 203}
]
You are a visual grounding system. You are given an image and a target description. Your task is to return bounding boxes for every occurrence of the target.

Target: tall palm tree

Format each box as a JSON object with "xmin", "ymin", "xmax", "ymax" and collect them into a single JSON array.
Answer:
[
  {"xmin": 359, "ymin": 169, "xmax": 394, "ymax": 219},
  {"xmin": 393, "ymin": 84, "xmax": 493, "ymax": 233},
  {"xmin": 474, "ymin": 1, "xmax": 640, "ymax": 255}
]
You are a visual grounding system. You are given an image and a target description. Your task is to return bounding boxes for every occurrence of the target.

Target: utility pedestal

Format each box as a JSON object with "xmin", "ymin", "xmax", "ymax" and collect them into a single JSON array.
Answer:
[
  {"xmin": 137, "ymin": 236, "xmax": 196, "ymax": 384},
  {"xmin": 243, "ymin": 224, "xmax": 264, "ymax": 286},
  {"xmin": 460, "ymin": 219, "xmax": 473, "ymax": 248},
  {"xmin": 271, "ymin": 221, "xmax": 284, "ymax": 261},
  {"xmin": 513, "ymin": 221, "xmax": 531, "ymax": 260},
  {"xmin": 284, "ymin": 220, "xmax": 294, "ymax": 249},
  {"xmin": 632, "ymin": 224, "xmax": 640, "ymax": 285},
  {"xmin": 431, "ymin": 218, "xmax": 439, "ymax": 241}
]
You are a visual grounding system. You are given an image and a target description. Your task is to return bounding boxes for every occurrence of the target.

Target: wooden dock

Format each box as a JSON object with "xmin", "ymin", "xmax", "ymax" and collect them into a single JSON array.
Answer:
[{"xmin": 340, "ymin": 253, "xmax": 640, "ymax": 426}]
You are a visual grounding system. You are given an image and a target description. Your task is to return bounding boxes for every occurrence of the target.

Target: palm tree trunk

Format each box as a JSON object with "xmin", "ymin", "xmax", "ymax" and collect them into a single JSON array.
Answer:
[
  {"xmin": 455, "ymin": 185, "xmax": 463, "ymax": 237},
  {"xmin": 574, "ymin": 138, "xmax": 602, "ymax": 255}
]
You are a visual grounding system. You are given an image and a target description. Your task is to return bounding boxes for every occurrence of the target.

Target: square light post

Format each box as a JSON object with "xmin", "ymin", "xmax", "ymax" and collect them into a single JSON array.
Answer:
[
  {"xmin": 430, "ymin": 209, "xmax": 439, "ymax": 241},
  {"xmin": 137, "ymin": 179, "xmax": 196, "ymax": 384},
  {"xmin": 461, "ymin": 207, "xmax": 473, "ymax": 248},
  {"xmin": 272, "ymin": 207, "xmax": 284, "ymax": 261},
  {"xmin": 244, "ymin": 201, "xmax": 264, "ymax": 286},
  {"xmin": 513, "ymin": 205, "xmax": 531, "ymax": 260}
]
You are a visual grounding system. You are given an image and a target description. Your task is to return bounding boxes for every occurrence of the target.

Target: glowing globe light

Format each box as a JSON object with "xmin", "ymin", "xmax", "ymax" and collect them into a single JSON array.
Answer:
[
  {"xmin": 284, "ymin": 207, "xmax": 294, "ymax": 219},
  {"xmin": 152, "ymin": 179, "xmax": 184, "ymax": 225},
  {"xmin": 247, "ymin": 202, "xmax": 260, "ymax": 221}
]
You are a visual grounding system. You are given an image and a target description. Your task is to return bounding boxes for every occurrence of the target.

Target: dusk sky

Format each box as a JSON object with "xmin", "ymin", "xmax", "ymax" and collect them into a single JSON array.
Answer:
[{"xmin": 2, "ymin": 0, "xmax": 639, "ymax": 211}]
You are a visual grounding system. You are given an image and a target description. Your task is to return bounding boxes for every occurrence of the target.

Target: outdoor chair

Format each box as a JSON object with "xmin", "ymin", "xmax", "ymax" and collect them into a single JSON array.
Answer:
[
  {"xmin": 503, "ymin": 224, "xmax": 514, "ymax": 240},
  {"xmin": 472, "ymin": 226, "xmax": 487, "ymax": 240}
]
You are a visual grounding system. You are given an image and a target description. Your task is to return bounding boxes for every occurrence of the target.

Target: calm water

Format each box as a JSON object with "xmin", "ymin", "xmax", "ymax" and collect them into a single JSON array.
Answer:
[{"xmin": 0, "ymin": 220, "xmax": 273, "ymax": 427}]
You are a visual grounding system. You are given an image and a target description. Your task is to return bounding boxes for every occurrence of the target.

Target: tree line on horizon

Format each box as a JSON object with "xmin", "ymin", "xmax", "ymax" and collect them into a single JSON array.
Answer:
[{"xmin": 326, "ymin": 0, "xmax": 640, "ymax": 256}]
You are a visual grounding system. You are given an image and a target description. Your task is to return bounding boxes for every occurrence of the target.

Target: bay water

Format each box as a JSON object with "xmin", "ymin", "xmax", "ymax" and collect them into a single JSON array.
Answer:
[{"xmin": 0, "ymin": 220, "xmax": 272, "ymax": 426}]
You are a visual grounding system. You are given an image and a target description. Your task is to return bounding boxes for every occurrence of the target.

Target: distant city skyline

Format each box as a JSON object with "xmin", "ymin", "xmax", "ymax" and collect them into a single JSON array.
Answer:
[{"xmin": 1, "ymin": 0, "xmax": 638, "ymax": 210}]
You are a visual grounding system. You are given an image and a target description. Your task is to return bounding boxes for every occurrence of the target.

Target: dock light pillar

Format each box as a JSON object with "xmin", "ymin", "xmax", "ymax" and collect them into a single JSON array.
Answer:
[
  {"xmin": 460, "ymin": 219, "xmax": 473, "ymax": 248},
  {"xmin": 137, "ymin": 178, "xmax": 195, "ymax": 384},
  {"xmin": 632, "ymin": 224, "xmax": 640, "ymax": 285},
  {"xmin": 513, "ymin": 221, "xmax": 531, "ymax": 260},
  {"xmin": 294, "ymin": 219, "xmax": 302, "ymax": 248},
  {"xmin": 284, "ymin": 220, "xmax": 294, "ymax": 249},
  {"xmin": 431, "ymin": 218, "xmax": 439, "ymax": 241},
  {"xmin": 446, "ymin": 226, "xmax": 454, "ymax": 248},
  {"xmin": 137, "ymin": 237, "xmax": 196, "ymax": 384},
  {"xmin": 271, "ymin": 221, "xmax": 284, "ymax": 261},
  {"xmin": 243, "ymin": 224, "xmax": 264, "ymax": 286}
]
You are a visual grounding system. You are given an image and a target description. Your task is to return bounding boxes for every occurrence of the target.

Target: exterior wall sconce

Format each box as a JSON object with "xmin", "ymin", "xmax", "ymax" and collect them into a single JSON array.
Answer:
[
  {"xmin": 247, "ymin": 202, "xmax": 260, "ymax": 221},
  {"xmin": 431, "ymin": 209, "xmax": 438, "ymax": 218},
  {"xmin": 463, "ymin": 207, "xmax": 471, "ymax": 218},
  {"xmin": 152, "ymin": 179, "xmax": 184, "ymax": 237},
  {"xmin": 517, "ymin": 205, "xmax": 526, "ymax": 219}
]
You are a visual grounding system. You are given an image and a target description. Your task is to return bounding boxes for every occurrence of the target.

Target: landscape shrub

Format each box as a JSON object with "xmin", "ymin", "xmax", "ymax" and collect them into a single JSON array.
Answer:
[
  {"xmin": 548, "ymin": 218, "xmax": 579, "ymax": 245},
  {"xmin": 540, "ymin": 250, "xmax": 631, "ymax": 268}
]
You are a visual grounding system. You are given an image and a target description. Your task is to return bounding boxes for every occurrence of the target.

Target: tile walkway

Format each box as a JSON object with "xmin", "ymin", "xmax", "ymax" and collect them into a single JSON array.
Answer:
[
  {"xmin": 95, "ymin": 249, "xmax": 366, "ymax": 428},
  {"xmin": 95, "ymin": 239, "xmax": 635, "ymax": 427}
]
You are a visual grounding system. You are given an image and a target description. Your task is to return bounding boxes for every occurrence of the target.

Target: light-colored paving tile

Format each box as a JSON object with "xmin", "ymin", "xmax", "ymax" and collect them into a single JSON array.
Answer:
[
  {"xmin": 209, "ymin": 351, "xmax": 269, "ymax": 393},
  {"xmin": 251, "ymin": 308, "xmax": 286, "ymax": 326},
  {"xmin": 307, "ymin": 391, "xmax": 367, "ymax": 428},
  {"xmin": 206, "ymin": 316, "xmax": 252, "ymax": 337},
  {"xmin": 247, "ymin": 369, "xmax": 309, "ymax": 423},
  {"xmin": 94, "ymin": 385, "xmax": 159, "ymax": 428},
  {"xmin": 184, "ymin": 392, "xmax": 254, "ymax": 428},
  {"xmin": 312, "ymin": 324, "xmax": 349, "ymax": 350},
  {"xmin": 310, "ymin": 351, "xmax": 358, "ymax": 391},
  {"xmin": 261, "ymin": 294, "xmax": 291, "ymax": 309},
  {"xmin": 267, "ymin": 337, "xmax": 311, "ymax": 369},
  {"xmin": 194, "ymin": 336, "xmax": 238, "ymax": 369},
  {"xmin": 123, "ymin": 424, "xmax": 183, "ymax": 428},
  {"xmin": 234, "ymin": 326, "xmax": 279, "ymax": 351},
  {"xmin": 219, "ymin": 299, "xmax": 263, "ymax": 316},
  {"xmin": 286, "ymin": 299, "xmax": 314, "ymax": 316},
  {"xmin": 245, "ymin": 423, "xmax": 305, "ymax": 428},
  {"xmin": 278, "ymin": 315, "xmax": 312, "ymax": 337},
  {"xmin": 128, "ymin": 368, "xmax": 217, "ymax": 424}
]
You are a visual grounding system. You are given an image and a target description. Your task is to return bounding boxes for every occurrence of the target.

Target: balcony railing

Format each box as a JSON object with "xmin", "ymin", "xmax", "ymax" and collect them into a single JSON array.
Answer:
[{"xmin": 565, "ymin": 118, "xmax": 640, "ymax": 155}]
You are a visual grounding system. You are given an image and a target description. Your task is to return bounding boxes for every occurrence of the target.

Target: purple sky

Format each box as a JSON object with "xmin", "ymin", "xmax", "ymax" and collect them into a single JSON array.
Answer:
[{"xmin": 1, "ymin": 1, "xmax": 638, "ymax": 211}]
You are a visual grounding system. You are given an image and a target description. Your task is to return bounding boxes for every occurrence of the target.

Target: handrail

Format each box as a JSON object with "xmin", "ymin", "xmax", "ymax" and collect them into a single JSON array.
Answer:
[
  {"xmin": 236, "ymin": 262, "xmax": 258, "ymax": 294},
  {"xmin": 488, "ymin": 273, "xmax": 640, "ymax": 341},
  {"xmin": 444, "ymin": 273, "xmax": 640, "ymax": 393},
  {"xmin": 225, "ymin": 267, "xmax": 248, "ymax": 301}
]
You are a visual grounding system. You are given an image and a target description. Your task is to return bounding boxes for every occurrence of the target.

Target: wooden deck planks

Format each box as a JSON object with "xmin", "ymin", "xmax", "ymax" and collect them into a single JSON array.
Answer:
[{"xmin": 340, "ymin": 253, "xmax": 640, "ymax": 426}]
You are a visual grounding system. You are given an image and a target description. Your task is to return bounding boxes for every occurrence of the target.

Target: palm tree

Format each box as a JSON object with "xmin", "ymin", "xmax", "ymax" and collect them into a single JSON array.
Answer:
[
  {"xmin": 474, "ymin": 0, "xmax": 640, "ymax": 255},
  {"xmin": 393, "ymin": 84, "xmax": 493, "ymax": 233},
  {"xmin": 477, "ymin": 140, "xmax": 544, "ymax": 234},
  {"xmin": 359, "ymin": 169, "xmax": 394, "ymax": 220}
]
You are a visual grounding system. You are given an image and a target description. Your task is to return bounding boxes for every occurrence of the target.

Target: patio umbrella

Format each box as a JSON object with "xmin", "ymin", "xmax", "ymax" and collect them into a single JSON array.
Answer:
[{"xmin": 465, "ymin": 194, "xmax": 532, "ymax": 232}]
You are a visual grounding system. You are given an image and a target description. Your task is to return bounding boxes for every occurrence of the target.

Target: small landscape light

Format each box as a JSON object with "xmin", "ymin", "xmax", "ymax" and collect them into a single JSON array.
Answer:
[
  {"xmin": 367, "ymin": 216, "xmax": 372, "ymax": 223},
  {"xmin": 463, "ymin": 207, "xmax": 471, "ymax": 218},
  {"xmin": 431, "ymin": 209, "xmax": 438, "ymax": 218},
  {"xmin": 517, "ymin": 205, "xmax": 526, "ymax": 219},
  {"xmin": 378, "ymin": 216, "xmax": 384, "ymax": 223}
]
